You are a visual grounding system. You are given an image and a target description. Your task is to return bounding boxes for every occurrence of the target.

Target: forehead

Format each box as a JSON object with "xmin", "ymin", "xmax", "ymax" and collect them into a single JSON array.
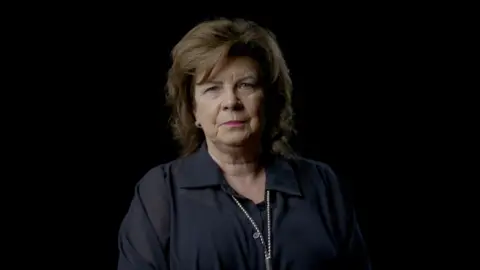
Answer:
[{"xmin": 195, "ymin": 56, "xmax": 259, "ymax": 84}]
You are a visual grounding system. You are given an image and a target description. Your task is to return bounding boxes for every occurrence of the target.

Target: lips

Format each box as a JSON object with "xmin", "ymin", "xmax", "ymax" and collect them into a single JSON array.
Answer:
[{"xmin": 223, "ymin": 120, "xmax": 246, "ymax": 126}]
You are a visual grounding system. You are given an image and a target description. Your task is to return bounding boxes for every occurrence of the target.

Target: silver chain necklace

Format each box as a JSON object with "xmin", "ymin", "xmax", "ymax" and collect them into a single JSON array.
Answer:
[{"xmin": 231, "ymin": 190, "xmax": 272, "ymax": 270}]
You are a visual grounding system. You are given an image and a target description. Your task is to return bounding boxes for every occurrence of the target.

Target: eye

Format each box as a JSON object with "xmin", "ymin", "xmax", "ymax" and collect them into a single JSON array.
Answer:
[
  {"xmin": 204, "ymin": 86, "xmax": 219, "ymax": 92},
  {"xmin": 238, "ymin": 82, "xmax": 255, "ymax": 89}
]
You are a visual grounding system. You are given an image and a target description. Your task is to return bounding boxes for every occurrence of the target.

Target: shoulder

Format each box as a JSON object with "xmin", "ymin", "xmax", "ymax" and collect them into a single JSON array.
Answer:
[
  {"xmin": 133, "ymin": 154, "xmax": 198, "ymax": 196},
  {"xmin": 134, "ymin": 162, "xmax": 169, "ymax": 193},
  {"xmin": 119, "ymin": 161, "xmax": 180, "ymax": 249},
  {"xmin": 287, "ymin": 155, "xmax": 339, "ymax": 183},
  {"xmin": 284, "ymin": 155, "xmax": 352, "ymax": 201},
  {"xmin": 125, "ymin": 159, "xmax": 184, "ymax": 230},
  {"xmin": 133, "ymin": 157, "xmax": 183, "ymax": 194}
]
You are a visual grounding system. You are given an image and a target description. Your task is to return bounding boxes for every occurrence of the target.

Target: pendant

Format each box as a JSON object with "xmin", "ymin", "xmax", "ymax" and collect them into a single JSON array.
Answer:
[{"xmin": 265, "ymin": 257, "xmax": 272, "ymax": 270}]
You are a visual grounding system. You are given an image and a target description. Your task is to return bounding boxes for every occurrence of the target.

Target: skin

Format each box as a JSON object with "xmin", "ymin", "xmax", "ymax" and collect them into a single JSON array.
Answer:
[{"xmin": 193, "ymin": 56, "xmax": 267, "ymax": 203}]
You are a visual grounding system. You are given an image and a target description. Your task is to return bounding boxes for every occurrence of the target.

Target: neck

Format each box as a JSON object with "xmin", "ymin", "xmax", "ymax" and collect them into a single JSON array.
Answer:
[{"xmin": 206, "ymin": 140, "xmax": 262, "ymax": 179}]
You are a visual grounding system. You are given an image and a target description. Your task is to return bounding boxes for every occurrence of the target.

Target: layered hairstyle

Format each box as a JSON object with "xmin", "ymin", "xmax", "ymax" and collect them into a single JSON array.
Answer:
[{"xmin": 166, "ymin": 17, "xmax": 296, "ymax": 157}]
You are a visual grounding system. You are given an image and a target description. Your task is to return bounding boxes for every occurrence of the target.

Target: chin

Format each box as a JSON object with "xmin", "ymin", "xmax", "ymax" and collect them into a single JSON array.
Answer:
[
  {"xmin": 221, "ymin": 138, "xmax": 248, "ymax": 146},
  {"xmin": 214, "ymin": 129, "xmax": 260, "ymax": 147},
  {"xmin": 217, "ymin": 134, "xmax": 250, "ymax": 146}
]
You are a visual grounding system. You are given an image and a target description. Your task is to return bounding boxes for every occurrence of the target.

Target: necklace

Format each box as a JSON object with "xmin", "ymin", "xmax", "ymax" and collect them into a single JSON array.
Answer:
[{"xmin": 231, "ymin": 190, "xmax": 272, "ymax": 270}]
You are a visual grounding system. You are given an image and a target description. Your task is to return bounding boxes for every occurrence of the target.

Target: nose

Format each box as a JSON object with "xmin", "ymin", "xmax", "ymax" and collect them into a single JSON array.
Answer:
[{"xmin": 222, "ymin": 87, "xmax": 243, "ymax": 111}]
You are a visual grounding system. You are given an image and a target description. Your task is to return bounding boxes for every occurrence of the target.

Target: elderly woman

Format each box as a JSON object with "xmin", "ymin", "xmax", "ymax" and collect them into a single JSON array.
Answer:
[{"xmin": 117, "ymin": 18, "xmax": 371, "ymax": 270}]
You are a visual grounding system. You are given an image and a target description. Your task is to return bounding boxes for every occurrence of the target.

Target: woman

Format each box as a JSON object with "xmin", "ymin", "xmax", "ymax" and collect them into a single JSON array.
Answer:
[{"xmin": 117, "ymin": 18, "xmax": 371, "ymax": 270}]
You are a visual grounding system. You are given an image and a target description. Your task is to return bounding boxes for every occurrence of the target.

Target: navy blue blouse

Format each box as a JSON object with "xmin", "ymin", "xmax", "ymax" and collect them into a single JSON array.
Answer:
[{"xmin": 117, "ymin": 143, "xmax": 371, "ymax": 269}]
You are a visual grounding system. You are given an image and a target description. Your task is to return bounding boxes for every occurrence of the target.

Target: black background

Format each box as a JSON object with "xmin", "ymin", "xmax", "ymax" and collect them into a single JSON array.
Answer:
[{"xmin": 17, "ymin": 5, "xmax": 467, "ymax": 269}]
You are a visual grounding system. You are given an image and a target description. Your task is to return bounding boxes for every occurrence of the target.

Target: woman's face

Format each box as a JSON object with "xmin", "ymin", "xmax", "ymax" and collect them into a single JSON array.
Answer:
[{"xmin": 193, "ymin": 56, "xmax": 264, "ymax": 148}]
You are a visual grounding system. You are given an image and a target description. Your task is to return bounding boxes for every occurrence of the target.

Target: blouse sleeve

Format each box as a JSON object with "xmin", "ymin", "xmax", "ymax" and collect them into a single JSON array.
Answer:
[
  {"xmin": 320, "ymin": 163, "xmax": 372, "ymax": 270},
  {"xmin": 117, "ymin": 166, "xmax": 171, "ymax": 270}
]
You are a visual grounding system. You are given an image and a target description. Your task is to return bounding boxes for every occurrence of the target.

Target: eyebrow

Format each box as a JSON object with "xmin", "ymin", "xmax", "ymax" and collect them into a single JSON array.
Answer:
[{"xmin": 197, "ymin": 75, "xmax": 257, "ymax": 85}]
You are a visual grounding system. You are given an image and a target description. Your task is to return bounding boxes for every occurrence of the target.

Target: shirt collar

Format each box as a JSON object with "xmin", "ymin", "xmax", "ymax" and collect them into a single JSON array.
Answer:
[{"xmin": 176, "ymin": 142, "xmax": 302, "ymax": 197}]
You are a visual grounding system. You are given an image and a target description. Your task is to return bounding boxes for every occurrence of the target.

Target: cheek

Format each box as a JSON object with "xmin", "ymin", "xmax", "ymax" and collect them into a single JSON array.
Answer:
[
  {"xmin": 195, "ymin": 100, "xmax": 220, "ymax": 124},
  {"xmin": 247, "ymin": 94, "xmax": 264, "ymax": 117}
]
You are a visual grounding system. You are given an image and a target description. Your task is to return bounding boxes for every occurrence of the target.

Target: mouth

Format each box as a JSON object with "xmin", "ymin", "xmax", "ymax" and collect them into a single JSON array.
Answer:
[{"xmin": 222, "ymin": 120, "xmax": 246, "ymax": 126}]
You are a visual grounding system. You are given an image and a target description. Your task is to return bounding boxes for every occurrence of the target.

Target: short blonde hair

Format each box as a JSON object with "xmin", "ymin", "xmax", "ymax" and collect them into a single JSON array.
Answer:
[{"xmin": 166, "ymin": 18, "xmax": 295, "ymax": 157}]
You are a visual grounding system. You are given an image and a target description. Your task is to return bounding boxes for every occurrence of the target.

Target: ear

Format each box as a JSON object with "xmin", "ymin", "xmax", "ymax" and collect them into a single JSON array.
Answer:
[
  {"xmin": 192, "ymin": 101, "xmax": 197, "ymax": 118},
  {"xmin": 192, "ymin": 101, "xmax": 200, "ymax": 129},
  {"xmin": 191, "ymin": 85, "xmax": 199, "ymax": 123},
  {"xmin": 193, "ymin": 107, "xmax": 201, "ymax": 128}
]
